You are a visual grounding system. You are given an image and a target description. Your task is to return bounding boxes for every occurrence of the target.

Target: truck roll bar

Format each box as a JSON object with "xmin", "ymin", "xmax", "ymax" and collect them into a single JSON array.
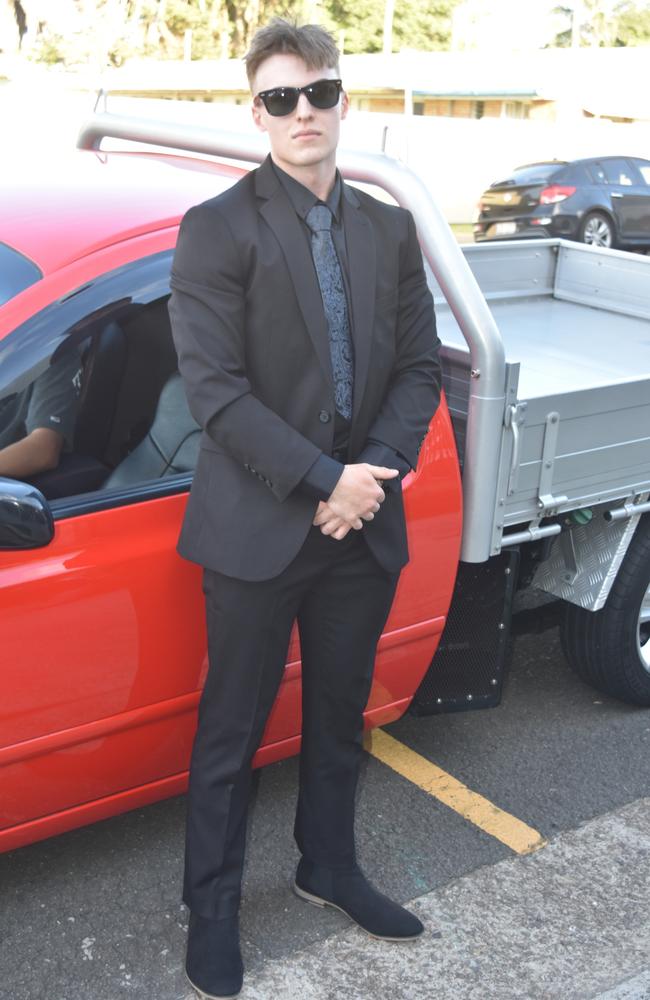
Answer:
[{"xmin": 77, "ymin": 112, "xmax": 507, "ymax": 562}]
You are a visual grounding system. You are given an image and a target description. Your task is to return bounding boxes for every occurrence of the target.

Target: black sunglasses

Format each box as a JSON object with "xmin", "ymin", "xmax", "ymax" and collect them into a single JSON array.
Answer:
[{"xmin": 255, "ymin": 78, "xmax": 343, "ymax": 117}]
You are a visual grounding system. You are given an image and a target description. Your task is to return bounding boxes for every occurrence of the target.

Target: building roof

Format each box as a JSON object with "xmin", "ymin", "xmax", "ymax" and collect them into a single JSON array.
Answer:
[{"xmin": 103, "ymin": 45, "xmax": 650, "ymax": 121}]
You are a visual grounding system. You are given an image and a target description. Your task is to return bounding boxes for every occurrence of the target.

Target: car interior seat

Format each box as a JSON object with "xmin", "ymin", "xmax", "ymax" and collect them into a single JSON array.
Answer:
[{"xmin": 103, "ymin": 372, "xmax": 200, "ymax": 489}]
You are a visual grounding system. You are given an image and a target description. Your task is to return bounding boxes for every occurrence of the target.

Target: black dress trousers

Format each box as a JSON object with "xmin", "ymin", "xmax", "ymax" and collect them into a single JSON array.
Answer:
[{"xmin": 183, "ymin": 525, "xmax": 399, "ymax": 920}]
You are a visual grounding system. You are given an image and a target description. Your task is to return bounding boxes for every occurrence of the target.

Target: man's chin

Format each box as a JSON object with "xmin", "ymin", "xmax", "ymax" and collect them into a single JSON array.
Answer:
[{"xmin": 284, "ymin": 147, "xmax": 335, "ymax": 169}]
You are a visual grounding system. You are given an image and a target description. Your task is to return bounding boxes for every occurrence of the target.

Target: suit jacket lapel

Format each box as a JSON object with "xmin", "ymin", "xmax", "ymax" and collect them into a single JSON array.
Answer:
[
  {"xmin": 341, "ymin": 182, "xmax": 376, "ymax": 422},
  {"xmin": 255, "ymin": 158, "xmax": 334, "ymax": 391}
]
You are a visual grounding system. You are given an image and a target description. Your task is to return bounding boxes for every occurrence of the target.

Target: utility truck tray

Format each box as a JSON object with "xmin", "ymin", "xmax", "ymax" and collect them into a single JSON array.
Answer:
[{"xmin": 432, "ymin": 240, "xmax": 650, "ymax": 556}]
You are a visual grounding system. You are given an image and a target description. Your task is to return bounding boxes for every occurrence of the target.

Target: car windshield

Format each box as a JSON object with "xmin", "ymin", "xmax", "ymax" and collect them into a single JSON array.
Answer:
[
  {"xmin": 0, "ymin": 242, "xmax": 42, "ymax": 307},
  {"xmin": 492, "ymin": 163, "xmax": 563, "ymax": 187}
]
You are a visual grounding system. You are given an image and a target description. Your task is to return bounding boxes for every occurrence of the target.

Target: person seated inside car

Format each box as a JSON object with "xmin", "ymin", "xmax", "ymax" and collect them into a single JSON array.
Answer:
[{"xmin": 0, "ymin": 349, "xmax": 82, "ymax": 482}]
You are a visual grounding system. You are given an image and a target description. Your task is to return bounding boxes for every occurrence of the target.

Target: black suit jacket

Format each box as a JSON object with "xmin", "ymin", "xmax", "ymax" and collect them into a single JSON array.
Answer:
[{"xmin": 168, "ymin": 155, "xmax": 441, "ymax": 581}]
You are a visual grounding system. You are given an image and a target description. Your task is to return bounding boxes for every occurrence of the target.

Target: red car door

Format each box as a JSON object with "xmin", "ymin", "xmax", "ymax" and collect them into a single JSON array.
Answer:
[{"xmin": 0, "ymin": 232, "xmax": 462, "ymax": 854}]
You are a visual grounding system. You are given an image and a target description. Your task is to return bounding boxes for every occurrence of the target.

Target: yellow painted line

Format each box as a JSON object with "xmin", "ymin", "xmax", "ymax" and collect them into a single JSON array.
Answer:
[{"xmin": 365, "ymin": 728, "xmax": 547, "ymax": 856}]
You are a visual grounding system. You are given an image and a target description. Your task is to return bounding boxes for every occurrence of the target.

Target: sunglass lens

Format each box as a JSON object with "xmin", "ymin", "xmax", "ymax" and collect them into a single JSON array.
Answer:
[
  {"xmin": 308, "ymin": 80, "xmax": 340, "ymax": 109},
  {"xmin": 265, "ymin": 89, "xmax": 298, "ymax": 116}
]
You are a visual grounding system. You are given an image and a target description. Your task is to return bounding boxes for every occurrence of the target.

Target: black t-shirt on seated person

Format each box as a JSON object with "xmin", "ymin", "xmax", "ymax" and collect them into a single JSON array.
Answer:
[{"xmin": 0, "ymin": 351, "xmax": 82, "ymax": 453}]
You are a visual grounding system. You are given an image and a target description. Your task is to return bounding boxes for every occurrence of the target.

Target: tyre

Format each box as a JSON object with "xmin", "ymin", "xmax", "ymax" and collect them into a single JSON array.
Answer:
[
  {"xmin": 560, "ymin": 514, "xmax": 650, "ymax": 706},
  {"xmin": 577, "ymin": 211, "xmax": 616, "ymax": 249}
]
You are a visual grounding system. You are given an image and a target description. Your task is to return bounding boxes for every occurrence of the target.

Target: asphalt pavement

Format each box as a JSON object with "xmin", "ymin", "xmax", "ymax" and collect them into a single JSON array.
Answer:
[{"xmin": 2, "ymin": 627, "xmax": 650, "ymax": 1000}]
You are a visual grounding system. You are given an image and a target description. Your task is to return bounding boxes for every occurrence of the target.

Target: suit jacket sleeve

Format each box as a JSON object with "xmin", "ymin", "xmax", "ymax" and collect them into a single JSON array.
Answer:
[
  {"xmin": 357, "ymin": 209, "xmax": 441, "ymax": 474},
  {"xmin": 169, "ymin": 203, "xmax": 322, "ymax": 503}
]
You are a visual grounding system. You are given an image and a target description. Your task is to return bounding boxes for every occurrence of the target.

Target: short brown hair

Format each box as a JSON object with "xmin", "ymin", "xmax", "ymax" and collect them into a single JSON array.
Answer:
[{"xmin": 245, "ymin": 18, "xmax": 340, "ymax": 89}]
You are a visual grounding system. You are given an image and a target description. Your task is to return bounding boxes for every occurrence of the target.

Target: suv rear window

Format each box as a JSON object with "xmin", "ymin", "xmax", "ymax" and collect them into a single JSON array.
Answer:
[
  {"xmin": 562, "ymin": 164, "xmax": 590, "ymax": 184},
  {"xmin": 0, "ymin": 243, "xmax": 42, "ymax": 307},
  {"xmin": 493, "ymin": 163, "xmax": 564, "ymax": 187}
]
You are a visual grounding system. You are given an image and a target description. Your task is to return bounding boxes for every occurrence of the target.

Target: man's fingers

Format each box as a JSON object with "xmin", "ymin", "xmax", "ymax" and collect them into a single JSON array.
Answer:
[
  {"xmin": 324, "ymin": 522, "xmax": 352, "ymax": 540},
  {"xmin": 325, "ymin": 461, "xmax": 397, "ymax": 524},
  {"xmin": 365, "ymin": 464, "xmax": 399, "ymax": 480},
  {"xmin": 320, "ymin": 517, "xmax": 341, "ymax": 535},
  {"xmin": 320, "ymin": 514, "xmax": 357, "ymax": 538},
  {"xmin": 312, "ymin": 501, "xmax": 330, "ymax": 526}
]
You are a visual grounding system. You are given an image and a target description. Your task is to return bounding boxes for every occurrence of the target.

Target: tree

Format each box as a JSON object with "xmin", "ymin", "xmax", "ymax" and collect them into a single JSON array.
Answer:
[
  {"xmin": 324, "ymin": 0, "xmax": 459, "ymax": 54},
  {"xmin": 612, "ymin": 0, "xmax": 650, "ymax": 44},
  {"xmin": 550, "ymin": 0, "xmax": 650, "ymax": 46},
  {"xmin": 7, "ymin": 0, "xmax": 460, "ymax": 63}
]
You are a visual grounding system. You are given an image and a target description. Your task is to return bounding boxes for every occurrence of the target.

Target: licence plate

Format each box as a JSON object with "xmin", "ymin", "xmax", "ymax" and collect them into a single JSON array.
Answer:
[{"xmin": 495, "ymin": 222, "xmax": 517, "ymax": 236}]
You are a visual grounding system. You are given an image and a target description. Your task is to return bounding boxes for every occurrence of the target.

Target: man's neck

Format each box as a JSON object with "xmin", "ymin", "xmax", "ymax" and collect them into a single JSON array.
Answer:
[{"xmin": 272, "ymin": 157, "xmax": 337, "ymax": 202}]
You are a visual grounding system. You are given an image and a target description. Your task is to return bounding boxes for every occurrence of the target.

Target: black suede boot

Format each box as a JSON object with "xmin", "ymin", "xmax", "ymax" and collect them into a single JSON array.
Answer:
[
  {"xmin": 185, "ymin": 911, "xmax": 244, "ymax": 1000},
  {"xmin": 293, "ymin": 859, "xmax": 427, "ymax": 941}
]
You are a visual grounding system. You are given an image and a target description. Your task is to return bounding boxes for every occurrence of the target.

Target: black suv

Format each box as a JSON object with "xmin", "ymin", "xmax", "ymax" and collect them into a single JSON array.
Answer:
[{"xmin": 474, "ymin": 156, "xmax": 650, "ymax": 250}]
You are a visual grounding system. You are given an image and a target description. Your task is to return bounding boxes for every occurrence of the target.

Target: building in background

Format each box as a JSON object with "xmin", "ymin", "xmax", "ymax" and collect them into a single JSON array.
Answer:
[{"xmin": 101, "ymin": 46, "xmax": 650, "ymax": 125}]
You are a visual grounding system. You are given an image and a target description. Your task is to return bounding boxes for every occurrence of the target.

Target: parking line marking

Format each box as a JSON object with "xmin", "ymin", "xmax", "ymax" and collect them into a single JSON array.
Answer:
[{"xmin": 365, "ymin": 728, "xmax": 547, "ymax": 855}]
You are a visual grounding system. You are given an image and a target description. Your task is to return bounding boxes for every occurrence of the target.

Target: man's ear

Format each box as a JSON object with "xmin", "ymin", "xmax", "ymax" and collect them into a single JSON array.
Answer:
[
  {"xmin": 340, "ymin": 89, "xmax": 349, "ymax": 121},
  {"xmin": 251, "ymin": 99, "xmax": 267, "ymax": 133}
]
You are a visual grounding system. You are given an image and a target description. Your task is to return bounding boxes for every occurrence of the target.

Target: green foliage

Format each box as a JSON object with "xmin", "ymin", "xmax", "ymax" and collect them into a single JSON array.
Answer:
[
  {"xmin": 10, "ymin": 0, "xmax": 459, "ymax": 63},
  {"xmin": 325, "ymin": 0, "xmax": 459, "ymax": 53},
  {"xmin": 550, "ymin": 0, "xmax": 650, "ymax": 46},
  {"xmin": 612, "ymin": 1, "xmax": 650, "ymax": 44},
  {"xmin": 30, "ymin": 33, "xmax": 68, "ymax": 66},
  {"xmin": 391, "ymin": 0, "xmax": 459, "ymax": 52}
]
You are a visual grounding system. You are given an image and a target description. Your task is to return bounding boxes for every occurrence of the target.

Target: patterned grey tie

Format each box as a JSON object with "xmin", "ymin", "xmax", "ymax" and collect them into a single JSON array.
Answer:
[{"xmin": 306, "ymin": 203, "xmax": 354, "ymax": 421}]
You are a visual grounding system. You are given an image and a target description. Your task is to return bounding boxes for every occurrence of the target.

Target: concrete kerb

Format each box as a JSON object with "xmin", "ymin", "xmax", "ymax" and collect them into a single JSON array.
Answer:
[{"xmin": 188, "ymin": 799, "xmax": 650, "ymax": 1000}]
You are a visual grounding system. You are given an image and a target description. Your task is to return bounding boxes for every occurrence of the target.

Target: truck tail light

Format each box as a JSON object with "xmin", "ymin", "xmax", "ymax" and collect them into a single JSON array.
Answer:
[{"xmin": 539, "ymin": 185, "xmax": 576, "ymax": 204}]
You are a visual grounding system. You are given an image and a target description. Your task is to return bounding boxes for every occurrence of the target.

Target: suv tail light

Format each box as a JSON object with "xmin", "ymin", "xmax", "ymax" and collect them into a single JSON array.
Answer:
[{"xmin": 539, "ymin": 185, "xmax": 576, "ymax": 204}]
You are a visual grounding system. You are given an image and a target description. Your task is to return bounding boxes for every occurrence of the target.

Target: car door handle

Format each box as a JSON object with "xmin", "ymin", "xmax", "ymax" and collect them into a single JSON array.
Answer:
[{"xmin": 611, "ymin": 192, "xmax": 623, "ymax": 198}]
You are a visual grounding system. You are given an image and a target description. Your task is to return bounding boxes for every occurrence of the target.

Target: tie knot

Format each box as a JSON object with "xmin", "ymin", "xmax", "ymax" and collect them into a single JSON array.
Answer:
[{"xmin": 306, "ymin": 204, "xmax": 332, "ymax": 233}]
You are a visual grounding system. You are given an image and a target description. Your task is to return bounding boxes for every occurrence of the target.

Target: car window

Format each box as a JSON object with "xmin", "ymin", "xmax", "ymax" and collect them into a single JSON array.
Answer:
[
  {"xmin": 586, "ymin": 162, "xmax": 607, "ymax": 184},
  {"xmin": 0, "ymin": 242, "xmax": 43, "ymax": 307},
  {"xmin": 493, "ymin": 163, "xmax": 564, "ymax": 187},
  {"xmin": 602, "ymin": 158, "xmax": 638, "ymax": 186},
  {"xmin": 563, "ymin": 164, "xmax": 590, "ymax": 184},
  {"xmin": 633, "ymin": 160, "xmax": 650, "ymax": 185},
  {"xmin": 0, "ymin": 250, "xmax": 197, "ymax": 509}
]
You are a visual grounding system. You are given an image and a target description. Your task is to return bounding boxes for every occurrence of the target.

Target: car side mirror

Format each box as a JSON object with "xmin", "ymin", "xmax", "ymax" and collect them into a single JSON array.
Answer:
[{"xmin": 0, "ymin": 478, "xmax": 54, "ymax": 549}]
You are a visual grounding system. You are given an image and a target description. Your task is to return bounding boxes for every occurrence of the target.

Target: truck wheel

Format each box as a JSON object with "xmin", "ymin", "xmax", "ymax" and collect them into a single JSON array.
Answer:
[
  {"xmin": 578, "ymin": 211, "xmax": 616, "ymax": 248},
  {"xmin": 560, "ymin": 515, "xmax": 650, "ymax": 706}
]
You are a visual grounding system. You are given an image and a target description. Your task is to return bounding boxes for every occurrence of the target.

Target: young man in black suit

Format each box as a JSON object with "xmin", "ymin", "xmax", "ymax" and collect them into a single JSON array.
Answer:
[{"xmin": 169, "ymin": 18, "xmax": 441, "ymax": 999}]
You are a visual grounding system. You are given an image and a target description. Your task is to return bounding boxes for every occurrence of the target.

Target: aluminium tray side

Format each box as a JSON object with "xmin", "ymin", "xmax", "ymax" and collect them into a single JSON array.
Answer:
[
  {"xmin": 432, "ymin": 241, "xmax": 650, "ymax": 553},
  {"xmin": 500, "ymin": 376, "xmax": 650, "ymax": 529}
]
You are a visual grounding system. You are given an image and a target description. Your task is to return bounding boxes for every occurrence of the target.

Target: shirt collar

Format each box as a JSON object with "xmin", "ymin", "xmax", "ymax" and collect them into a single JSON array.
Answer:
[{"xmin": 271, "ymin": 159, "xmax": 342, "ymax": 224}]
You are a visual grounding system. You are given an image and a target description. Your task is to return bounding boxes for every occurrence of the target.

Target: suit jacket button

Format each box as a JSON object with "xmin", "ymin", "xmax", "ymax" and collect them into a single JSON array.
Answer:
[{"xmin": 319, "ymin": 410, "xmax": 331, "ymax": 424}]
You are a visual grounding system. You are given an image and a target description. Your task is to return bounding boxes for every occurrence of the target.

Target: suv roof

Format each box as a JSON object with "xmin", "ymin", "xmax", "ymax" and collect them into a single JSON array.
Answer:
[{"xmin": 0, "ymin": 149, "xmax": 244, "ymax": 276}]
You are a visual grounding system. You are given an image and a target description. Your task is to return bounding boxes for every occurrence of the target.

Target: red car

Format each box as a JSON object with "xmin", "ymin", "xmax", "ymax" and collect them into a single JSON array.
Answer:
[{"xmin": 0, "ymin": 146, "xmax": 462, "ymax": 853}]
